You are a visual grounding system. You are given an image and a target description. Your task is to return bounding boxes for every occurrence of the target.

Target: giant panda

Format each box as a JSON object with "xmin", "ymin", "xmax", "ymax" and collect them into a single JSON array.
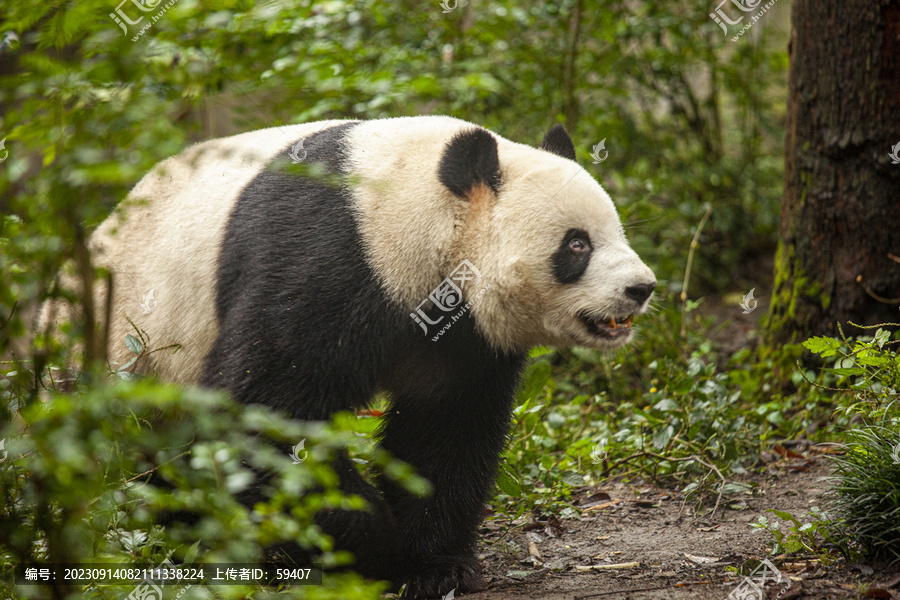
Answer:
[{"xmin": 49, "ymin": 116, "xmax": 656, "ymax": 597}]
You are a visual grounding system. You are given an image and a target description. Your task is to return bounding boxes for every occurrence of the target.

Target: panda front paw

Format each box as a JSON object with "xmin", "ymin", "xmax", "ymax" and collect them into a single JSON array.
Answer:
[{"xmin": 401, "ymin": 554, "xmax": 485, "ymax": 599}]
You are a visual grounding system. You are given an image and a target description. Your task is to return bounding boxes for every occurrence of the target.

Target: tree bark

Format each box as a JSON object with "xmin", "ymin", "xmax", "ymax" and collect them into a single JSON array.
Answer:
[
  {"xmin": 765, "ymin": 0, "xmax": 900, "ymax": 347},
  {"xmin": 562, "ymin": 0, "xmax": 584, "ymax": 132}
]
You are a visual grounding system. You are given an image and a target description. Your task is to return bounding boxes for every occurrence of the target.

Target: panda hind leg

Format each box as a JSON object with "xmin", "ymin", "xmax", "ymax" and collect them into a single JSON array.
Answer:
[{"xmin": 376, "ymin": 354, "xmax": 524, "ymax": 597}]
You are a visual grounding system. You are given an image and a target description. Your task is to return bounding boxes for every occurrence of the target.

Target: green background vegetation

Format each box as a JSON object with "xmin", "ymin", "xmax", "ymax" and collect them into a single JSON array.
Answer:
[{"xmin": 1, "ymin": 1, "xmax": 898, "ymax": 598}]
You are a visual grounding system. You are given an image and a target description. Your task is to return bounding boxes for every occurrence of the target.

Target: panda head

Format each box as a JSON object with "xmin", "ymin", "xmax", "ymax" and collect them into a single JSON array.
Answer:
[{"xmin": 435, "ymin": 123, "xmax": 657, "ymax": 353}]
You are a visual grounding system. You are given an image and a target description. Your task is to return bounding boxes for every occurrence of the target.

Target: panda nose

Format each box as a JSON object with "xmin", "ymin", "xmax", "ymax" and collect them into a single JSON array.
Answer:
[{"xmin": 625, "ymin": 282, "xmax": 656, "ymax": 304}]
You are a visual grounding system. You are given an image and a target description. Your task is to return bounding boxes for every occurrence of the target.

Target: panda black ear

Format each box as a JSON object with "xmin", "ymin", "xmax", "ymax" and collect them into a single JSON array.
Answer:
[
  {"xmin": 438, "ymin": 128, "xmax": 501, "ymax": 199},
  {"xmin": 539, "ymin": 123, "xmax": 577, "ymax": 162}
]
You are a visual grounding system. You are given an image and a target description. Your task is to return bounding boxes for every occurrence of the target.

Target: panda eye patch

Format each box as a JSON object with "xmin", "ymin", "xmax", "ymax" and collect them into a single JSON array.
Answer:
[{"xmin": 553, "ymin": 228, "xmax": 593, "ymax": 284}]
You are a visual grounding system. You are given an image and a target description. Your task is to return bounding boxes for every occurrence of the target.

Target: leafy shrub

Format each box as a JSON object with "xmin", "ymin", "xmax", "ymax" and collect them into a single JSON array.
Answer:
[
  {"xmin": 751, "ymin": 507, "xmax": 842, "ymax": 563},
  {"xmin": 0, "ymin": 377, "xmax": 426, "ymax": 599},
  {"xmin": 803, "ymin": 326, "xmax": 900, "ymax": 563}
]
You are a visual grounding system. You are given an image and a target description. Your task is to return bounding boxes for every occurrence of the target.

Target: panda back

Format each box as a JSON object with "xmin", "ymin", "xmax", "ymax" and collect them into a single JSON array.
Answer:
[{"xmin": 93, "ymin": 120, "xmax": 350, "ymax": 383}]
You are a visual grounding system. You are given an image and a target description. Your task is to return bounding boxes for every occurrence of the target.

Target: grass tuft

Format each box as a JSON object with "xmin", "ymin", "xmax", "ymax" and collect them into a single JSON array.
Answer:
[{"xmin": 827, "ymin": 425, "xmax": 900, "ymax": 563}]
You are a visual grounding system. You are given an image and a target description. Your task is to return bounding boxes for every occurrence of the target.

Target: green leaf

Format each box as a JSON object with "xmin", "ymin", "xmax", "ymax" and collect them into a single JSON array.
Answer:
[
  {"xmin": 496, "ymin": 470, "xmax": 522, "ymax": 497},
  {"xmin": 183, "ymin": 540, "xmax": 202, "ymax": 564},
  {"xmin": 769, "ymin": 509, "xmax": 800, "ymax": 526},
  {"xmin": 802, "ymin": 336, "xmax": 841, "ymax": 357},
  {"xmin": 560, "ymin": 471, "xmax": 585, "ymax": 487},
  {"xmin": 653, "ymin": 398, "xmax": 679, "ymax": 412},
  {"xmin": 546, "ymin": 411, "xmax": 566, "ymax": 429},
  {"xmin": 517, "ymin": 361, "xmax": 552, "ymax": 404},
  {"xmin": 720, "ymin": 482, "xmax": 751, "ymax": 494},
  {"xmin": 115, "ymin": 355, "xmax": 140, "ymax": 373},
  {"xmin": 528, "ymin": 346, "xmax": 554, "ymax": 359},
  {"xmin": 125, "ymin": 334, "xmax": 143, "ymax": 355},
  {"xmin": 115, "ymin": 371, "xmax": 141, "ymax": 381},
  {"xmin": 823, "ymin": 367, "xmax": 866, "ymax": 376},
  {"xmin": 652, "ymin": 425, "xmax": 674, "ymax": 450},
  {"xmin": 856, "ymin": 355, "xmax": 888, "ymax": 366}
]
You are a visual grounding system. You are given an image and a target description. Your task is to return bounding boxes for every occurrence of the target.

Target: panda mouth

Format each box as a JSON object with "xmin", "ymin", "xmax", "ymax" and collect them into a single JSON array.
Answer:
[{"xmin": 580, "ymin": 312, "xmax": 635, "ymax": 339}]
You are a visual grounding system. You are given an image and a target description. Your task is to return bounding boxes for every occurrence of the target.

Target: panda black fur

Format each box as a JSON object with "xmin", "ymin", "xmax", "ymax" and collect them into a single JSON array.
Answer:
[{"xmin": 54, "ymin": 116, "xmax": 656, "ymax": 597}]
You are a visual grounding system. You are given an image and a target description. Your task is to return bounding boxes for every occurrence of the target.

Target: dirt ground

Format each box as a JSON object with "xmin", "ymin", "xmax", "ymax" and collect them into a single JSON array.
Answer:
[{"xmin": 465, "ymin": 459, "xmax": 900, "ymax": 600}]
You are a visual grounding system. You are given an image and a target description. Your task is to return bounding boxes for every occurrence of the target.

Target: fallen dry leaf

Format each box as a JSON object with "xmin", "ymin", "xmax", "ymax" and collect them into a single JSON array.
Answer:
[
  {"xmin": 581, "ymin": 491, "xmax": 612, "ymax": 504},
  {"xmin": 684, "ymin": 553, "xmax": 720, "ymax": 565},
  {"xmin": 782, "ymin": 560, "xmax": 818, "ymax": 570},
  {"xmin": 592, "ymin": 551, "xmax": 622, "ymax": 561},
  {"xmin": 575, "ymin": 561, "xmax": 640, "ymax": 571},
  {"xmin": 769, "ymin": 583, "xmax": 804, "ymax": 600},
  {"xmin": 584, "ymin": 500, "xmax": 622, "ymax": 512},
  {"xmin": 545, "ymin": 514, "xmax": 564, "ymax": 538},
  {"xmin": 773, "ymin": 444, "xmax": 803, "ymax": 459},
  {"xmin": 505, "ymin": 570, "xmax": 535, "ymax": 580}
]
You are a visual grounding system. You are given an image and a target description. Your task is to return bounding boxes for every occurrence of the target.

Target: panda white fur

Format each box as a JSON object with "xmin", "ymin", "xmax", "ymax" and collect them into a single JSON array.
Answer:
[{"xmin": 62, "ymin": 116, "xmax": 656, "ymax": 597}]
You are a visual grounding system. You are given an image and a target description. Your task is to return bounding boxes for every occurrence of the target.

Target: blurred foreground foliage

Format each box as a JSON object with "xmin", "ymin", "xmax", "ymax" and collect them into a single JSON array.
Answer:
[{"xmin": 0, "ymin": 379, "xmax": 419, "ymax": 599}]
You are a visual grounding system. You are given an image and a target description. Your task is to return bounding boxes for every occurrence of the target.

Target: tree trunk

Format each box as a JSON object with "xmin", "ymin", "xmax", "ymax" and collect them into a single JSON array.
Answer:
[{"xmin": 765, "ymin": 0, "xmax": 900, "ymax": 347}]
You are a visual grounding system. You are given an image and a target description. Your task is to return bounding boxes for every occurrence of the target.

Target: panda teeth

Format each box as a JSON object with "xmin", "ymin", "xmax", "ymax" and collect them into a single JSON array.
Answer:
[
  {"xmin": 580, "ymin": 312, "xmax": 635, "ymax": 336},
  {"xmin": 609, "ymin": 315, "xmax": 635, "ymax": 330}
]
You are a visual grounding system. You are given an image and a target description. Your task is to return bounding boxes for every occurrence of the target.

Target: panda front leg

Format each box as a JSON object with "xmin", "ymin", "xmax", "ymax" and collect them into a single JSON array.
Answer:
[{"xmin": 378, "ymin": 351, "xmax": 526, "ymax": 598}]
